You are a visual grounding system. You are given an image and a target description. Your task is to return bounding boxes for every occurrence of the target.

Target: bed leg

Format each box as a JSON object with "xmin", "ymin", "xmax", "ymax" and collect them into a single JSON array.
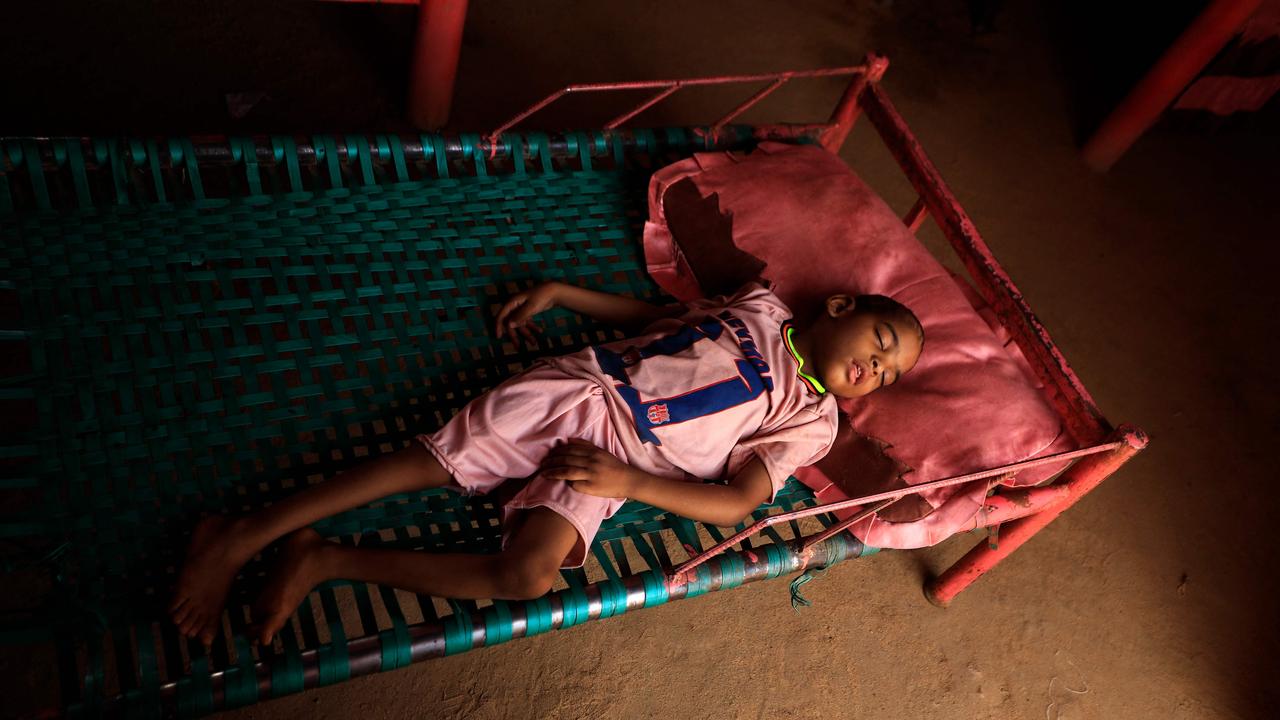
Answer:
[
  {"xmin": 924, "ymin": 424, "xmax": 1148, "ymax": 607},
  {"xmin": 1080, "ymin": 0, "xmax": 1262, "ymax": 171},
  {"xmin": 408, "ymin": 0, "xmax": 470, "ymax": 130}
]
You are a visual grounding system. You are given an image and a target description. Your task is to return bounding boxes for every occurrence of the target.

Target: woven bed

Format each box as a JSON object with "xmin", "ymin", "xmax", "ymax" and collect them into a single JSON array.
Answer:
[
  {"xmin": 1, "ymin": 126, "xmax": 877, "ymax": 717},
  {"xmin": 0, "ymin": 60, "xmax": 1146, "ymax": 718}
]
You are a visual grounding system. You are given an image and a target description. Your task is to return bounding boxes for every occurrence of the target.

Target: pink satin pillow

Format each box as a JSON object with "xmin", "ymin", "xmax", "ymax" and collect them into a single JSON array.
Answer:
[{"xmin": 642, "ymin": 142, "xmax": 1071, "ymax": 548}]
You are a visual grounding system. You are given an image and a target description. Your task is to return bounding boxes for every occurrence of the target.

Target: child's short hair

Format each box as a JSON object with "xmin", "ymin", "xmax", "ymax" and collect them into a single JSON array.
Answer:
[{"xmin": 852, "ymin": 294, "xmax": 925, "ymax": 348}]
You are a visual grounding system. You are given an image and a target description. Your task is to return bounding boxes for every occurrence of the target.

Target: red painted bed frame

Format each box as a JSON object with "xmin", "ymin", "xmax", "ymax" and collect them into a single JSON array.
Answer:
[{"xmin": 481, "ymin": 54, "xmax": 1148, "ymax": 606}]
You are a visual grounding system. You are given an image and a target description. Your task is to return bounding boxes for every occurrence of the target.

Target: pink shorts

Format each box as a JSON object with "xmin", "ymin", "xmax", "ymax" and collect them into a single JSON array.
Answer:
[{"xmin": 414, "ymin": 364, "xmax": 630, "ymax": 568}]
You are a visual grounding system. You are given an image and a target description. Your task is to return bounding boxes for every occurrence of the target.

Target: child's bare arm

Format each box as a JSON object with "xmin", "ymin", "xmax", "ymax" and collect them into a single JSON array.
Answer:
[
  {"xmin": 540, "ymin": 440, "xmax": 772, "ymax": 527},
  {"xmin": 496, "ymin": 281, "xmax": 684, "ymax": 340},
  {"xmin": 627, "ymin": 459, "xmax": 773, "ymax": 527}
]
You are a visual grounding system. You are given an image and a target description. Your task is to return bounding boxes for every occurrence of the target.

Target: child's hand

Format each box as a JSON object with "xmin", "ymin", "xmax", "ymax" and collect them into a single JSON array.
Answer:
[
  {"xmin": 495, "ymin": 282, "xmax": 559, "ymax": 345},
  {"xmin": 539, "ymin": 439, "xmax": 639, "ymax": 499}
]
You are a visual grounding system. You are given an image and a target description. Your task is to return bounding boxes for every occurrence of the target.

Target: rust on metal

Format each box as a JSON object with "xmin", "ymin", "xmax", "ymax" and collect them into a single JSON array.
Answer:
[{"xmin": 860, "ymin": 82, "xmax": 1112, "ymax": 446}]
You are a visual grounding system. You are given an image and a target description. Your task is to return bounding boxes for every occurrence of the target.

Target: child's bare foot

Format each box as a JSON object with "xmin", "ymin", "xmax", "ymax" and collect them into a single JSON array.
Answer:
[
  {"xmin": 169, "ymin": 515, "xmax": 256, "ymax": 646},
  {"xmin": 249, "ymin": 528, "xmax": 329, "ymax": 646}
]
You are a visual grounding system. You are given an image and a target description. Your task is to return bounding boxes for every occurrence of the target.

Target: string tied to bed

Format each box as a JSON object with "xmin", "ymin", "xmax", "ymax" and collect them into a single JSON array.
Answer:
[
  {"xmin": 788, "ymin": 565, "xmax": 832, "ymax": 611},
  {"xmin": 669, "ymin": 441, "xmax": 1130, "ymax": 589}
]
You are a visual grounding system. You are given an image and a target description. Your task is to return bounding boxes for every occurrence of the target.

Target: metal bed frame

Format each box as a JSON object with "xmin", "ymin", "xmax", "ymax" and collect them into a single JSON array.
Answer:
[{"xmin": 0, "ymin": 55, "xmax": 1146, "ymax": 717}]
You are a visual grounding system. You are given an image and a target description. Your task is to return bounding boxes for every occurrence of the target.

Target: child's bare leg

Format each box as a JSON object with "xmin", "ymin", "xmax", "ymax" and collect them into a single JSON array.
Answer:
[
  {"xmin": 171, "ymin": 443, "xmax": 451, "ymax": 645},
  {"xmin": 249, "ymin": 507, "xmax": 579, "ymax": 645}
]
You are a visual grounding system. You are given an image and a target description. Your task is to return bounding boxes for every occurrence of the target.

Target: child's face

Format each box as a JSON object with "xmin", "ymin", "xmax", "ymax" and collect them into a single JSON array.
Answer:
[{"xmin": 811, "ymin": 296, "xmax": 923, "ymax": 399}]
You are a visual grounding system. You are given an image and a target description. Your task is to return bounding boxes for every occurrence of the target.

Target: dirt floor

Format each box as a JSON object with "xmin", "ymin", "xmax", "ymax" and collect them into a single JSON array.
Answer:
[{"xmin": 5, "ymin": 1, "xmax": 1279, "ymax": 718}]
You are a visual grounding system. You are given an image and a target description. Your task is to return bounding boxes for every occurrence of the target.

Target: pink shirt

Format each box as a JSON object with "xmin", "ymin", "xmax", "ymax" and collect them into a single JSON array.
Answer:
[{"xmin": 543, "ymin": 281, "xmax": 839, "ymax": 503}]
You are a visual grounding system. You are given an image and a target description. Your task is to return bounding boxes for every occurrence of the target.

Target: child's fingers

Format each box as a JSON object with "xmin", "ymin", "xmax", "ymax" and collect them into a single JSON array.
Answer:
[
  {"xmin": 180, "ymin": 611, "xmax": 202, "ymax": 637},
  {"xmin": 545, "ymin": 456, "xmax": 593, "ymax": 474},
  {"xmin": 200, "ymin": 632, "xmax": 216, "ymax": 652},
  {"xmin": 566, "ymin": 479, "xmax": 612, "ymax": 498},
  {"xmin": 494, "ymin": 296, "xmax": 528, "ymax": 337},
  {"xmin": 542, "ymin": 466, "xmax": 590, "ymax": 482},
  {"xmin": 541, "ymin": 455, "xmax": 592, "ymax": 471},
  {"xmin": 247, "ymin": 623, "xmax": 270, "ymax": 647},
  {"xmin": 173, "ymin": 601, "xmax": 195, "ymax": 626},
  {"xmin": 495, "ymin": 304, "xmax": 513, "ymax": 333},
  {"xmin": 499, "ymin": 321, "xmax": 532, "ymax": 345}
]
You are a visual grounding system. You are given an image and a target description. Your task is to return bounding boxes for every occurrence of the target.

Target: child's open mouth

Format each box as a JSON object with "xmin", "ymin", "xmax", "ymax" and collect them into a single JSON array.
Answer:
[{"xmin": 849, "ymin": 360, "xmax": 866, "ymax": 385}]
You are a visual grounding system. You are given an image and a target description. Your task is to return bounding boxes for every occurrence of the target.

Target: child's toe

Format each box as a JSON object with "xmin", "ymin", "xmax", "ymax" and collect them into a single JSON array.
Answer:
[
  {"xmin": 255, "ymin": 613, "xmax": 288, "ymax": 646},
  {"xmin": 173, "ymin": 602, "xmax": 195, "ymax": 627},
  {"xmin": 180, "ymin": 612, "xmax": 203, "ymax": 637},
  {"xmin": 198, "ymin": 623, "xmax": 219, "ymax": 648},
  {"xmin": 248, "ymin": 622, "xmax": 270, "ymax": 647}
]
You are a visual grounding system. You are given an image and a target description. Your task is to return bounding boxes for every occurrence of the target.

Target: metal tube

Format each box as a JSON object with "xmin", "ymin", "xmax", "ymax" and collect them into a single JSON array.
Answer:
[
  {"xmin": 407, "ymin": 0, "xmax": 470, "ymax": 130},
  {"xmin": 605, "ymin": 85, "xmax": 681, "ymax": 129},
  {"xmin": 1081, "ymin": 0, "xmax": 1262, "ymax": 171},
  {"xmin": 711, "ymin": 77, "xmax": 790, "ymax": 131},
  {"xmin": 486, "ymin": 64, "xmax": 870, "ymax": 142},
  {"xmin": 14, "ymin": 127, "xmax": 830, "ymax": 175},
  {"xmin": 484, "ymin": 88, "xmax": 573, "ymax": 143},
  {"xmin": 902, "ymin": 196, "xmax": 928, "ymax": 233},
  {"xmin": 798, "ymin": 499, "xmax": 896, "ymax": 556},
  {"xmin": 821, "ymin": 54, "xmax": 888, "ymax": 152},
  {"xmin": 132, "ymin": 531, "xmax": 865, "ymax": 715},
  {"xmin": 542, "ymin": 66, "xmax": 865, "ymax": 93}
]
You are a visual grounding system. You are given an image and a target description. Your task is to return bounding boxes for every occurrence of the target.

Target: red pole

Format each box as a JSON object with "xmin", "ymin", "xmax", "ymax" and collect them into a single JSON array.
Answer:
[
  {"xmin": 821, "ymin": 54, "xmax": 888, "ymax": 153},
  {"xmin": 1081, "ymin": 0, "xmax": 1261, "ymax": 171},
  {"xmin": 924, "ymin": 425, "xmax": 1148, "ymax": 607},
  {"xmin": 408, "ymin": 0, "xmax": 469, "ymax": 130}
]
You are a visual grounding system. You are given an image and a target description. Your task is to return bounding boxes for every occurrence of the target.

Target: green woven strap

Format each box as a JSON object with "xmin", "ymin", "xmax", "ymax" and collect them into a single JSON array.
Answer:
[{"xmin": 2, "ymin": 131, "xmax": 856, "ymax": 718}]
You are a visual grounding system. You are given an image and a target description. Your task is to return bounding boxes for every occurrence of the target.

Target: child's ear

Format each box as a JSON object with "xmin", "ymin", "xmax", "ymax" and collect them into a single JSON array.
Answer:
[{"xmin": 826, "ymin": 294, "xmax": 856, "ymax": 318}]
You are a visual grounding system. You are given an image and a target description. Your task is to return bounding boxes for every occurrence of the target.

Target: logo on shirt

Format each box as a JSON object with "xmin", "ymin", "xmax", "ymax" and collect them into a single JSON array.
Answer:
[
  {"xmin": 646, "ymin": 403, "xmax": 671, "ymax": 425},
  {"xmin": 716, "ymin": 310, "xmax": 774, "ymax": 392},
  {"xmin": 589, "ymin": 314, "xmax": 772, "ymax": 445}
]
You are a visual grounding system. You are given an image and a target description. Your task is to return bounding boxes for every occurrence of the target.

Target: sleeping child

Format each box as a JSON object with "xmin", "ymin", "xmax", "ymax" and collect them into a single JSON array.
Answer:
[{"xmin": 170, "ymin": 279, "xmax": 924, "ymax": 647}]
